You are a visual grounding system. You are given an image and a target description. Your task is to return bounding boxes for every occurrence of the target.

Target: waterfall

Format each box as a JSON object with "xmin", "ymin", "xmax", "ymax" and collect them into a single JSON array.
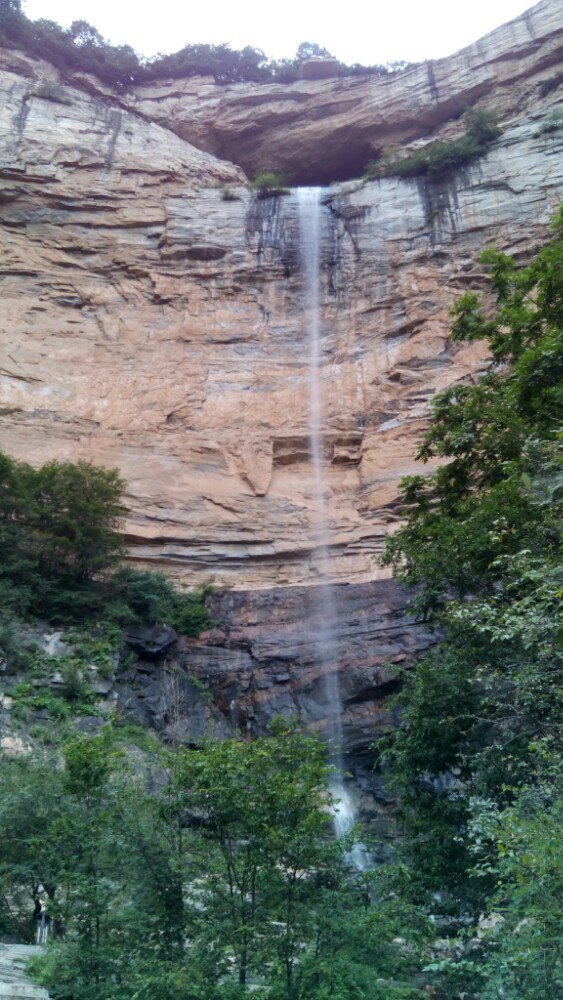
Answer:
[
  {"xmin": 297, "ymin": 187, "xmax": 370, "ymax": 872},
  {"xmin": 332, "ymin": 786, "xmax": 373, "ymax": 872},
  {"xmin": 297, "ymin": 187, "xmax": 342, "ymax": 760}
]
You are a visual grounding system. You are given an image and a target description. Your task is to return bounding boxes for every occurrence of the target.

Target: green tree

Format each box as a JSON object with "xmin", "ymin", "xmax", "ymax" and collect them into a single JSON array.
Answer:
[
  {"xmin": 295, "ymin": 41, "xmax": 334, "ymax": 61},
  {"xmin": 2, "ymin": 726, "xmax": 434, "ymax": 1000},
  {"xmin": 0, "ymin": 751, "xmax": 66, "ymax": 939},
  {"xmin": 0, "ymin": 453, "xmax": 125, "ymax": 619},
  {"xmin": 378, "ymin": 209, "xmax": 562, "ymax": 992},
  {"xmin": 168, "ymin": 722, "xmax": 337, "ymax": 993},
  {"xmin": 0, "ymin": 0, "xmax": 24, "ymax": 39},
  {"xmin": 30, "ymin": 460, "xmax": 125, "ymax": 582},
  {"xmin": 0, "ymin": 452, "xmax": 210, "ymax": 631},
  {"xmin": 383, "ymin": 208, "xmax": 563, "ymax": 615},
  {"xmin": 20, "ymin": 731, "xmax": 187, "ymax": 999}
]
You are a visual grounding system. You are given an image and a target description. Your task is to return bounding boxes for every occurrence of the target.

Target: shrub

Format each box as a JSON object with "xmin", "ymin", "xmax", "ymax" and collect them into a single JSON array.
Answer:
[
  {"xmin": 366, "ymin": 106, "xmax": 501, "ymax": 182},
  {"xmin": 537, "ymin": 109, "xmax": 563, "ymax": 134},
  {"xmin": 59, "ymin": 660, "xmax": 92, "ymax": 703},
  {"xmin": 250, "ymin": 171, "xmax": 291, "ymax": 197},
  {"xmin": 67, "ymin": 625, "xmax": 121, "ymax": 678},
  {"xmin": 108, "ymin": 568, "xmax": 212, "ymax": 636},
  {"xmin": 11, "ymin": 683, "xmax": 72, "ymax": 721},
  {"xmin": 0, "ymin": 612, "xmax": 35, "ymax": 671},
  {"xmin": 463, "ymin": 106, "xmax": 501, "ymax": 145}
]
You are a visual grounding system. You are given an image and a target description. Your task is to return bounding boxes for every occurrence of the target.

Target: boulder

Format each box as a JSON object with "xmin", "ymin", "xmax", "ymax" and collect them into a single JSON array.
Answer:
[{"xmin": 123, "ymin": 625, "xmax": 178, "ymax": 659}]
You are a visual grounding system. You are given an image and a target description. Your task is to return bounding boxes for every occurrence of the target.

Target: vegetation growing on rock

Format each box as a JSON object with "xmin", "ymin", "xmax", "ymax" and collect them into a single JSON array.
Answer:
[
  {"xmin": 0, "ymin": 451, "xmax": 210, "ymax": 630},
  {"xmin": 250, "ymin": 171, "xmax": 291, "ymax": 197},
  {"xmin": 380, "ymin": 206, "xmax": 562, "ymax": 996},
  {"xmin": 365, "ymin": 107, "xmax": 501, "ymax": 181},
  {"xmin": 0, "ymin": 2, "xmax": 413, "ymax": 91}
]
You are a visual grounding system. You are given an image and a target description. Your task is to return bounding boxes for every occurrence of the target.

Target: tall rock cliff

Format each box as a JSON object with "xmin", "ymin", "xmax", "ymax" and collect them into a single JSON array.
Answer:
[{"xmin": 1, "ymin": 0, "xmax": 562, "ymax": 758}]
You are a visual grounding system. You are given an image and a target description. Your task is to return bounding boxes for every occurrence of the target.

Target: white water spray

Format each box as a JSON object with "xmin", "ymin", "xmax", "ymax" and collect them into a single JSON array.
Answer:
[
  {"xmin": 332, "ymin": 786, "xmax": 373, "ymax": 872},
  {"xmin": 297, "ymin": 187, "xmax": 370, "ymax": 871}
]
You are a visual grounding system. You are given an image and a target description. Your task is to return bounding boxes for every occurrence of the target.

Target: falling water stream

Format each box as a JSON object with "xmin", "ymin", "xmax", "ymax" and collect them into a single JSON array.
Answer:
[{"xmin": 297, "ymin": 187, "xmax": 370, "ymax": 871}]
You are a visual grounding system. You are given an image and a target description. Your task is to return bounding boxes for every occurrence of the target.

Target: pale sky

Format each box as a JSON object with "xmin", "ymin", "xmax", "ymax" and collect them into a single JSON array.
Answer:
[{"xmin": 24, "ymin": 0, "xmax": 535, "ymax": 65}]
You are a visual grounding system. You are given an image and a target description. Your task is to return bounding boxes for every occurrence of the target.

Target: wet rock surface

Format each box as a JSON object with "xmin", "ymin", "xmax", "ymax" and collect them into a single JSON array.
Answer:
[{"xmin": 116, "ymin": 580, "xmax": 436, "ymax": 755}]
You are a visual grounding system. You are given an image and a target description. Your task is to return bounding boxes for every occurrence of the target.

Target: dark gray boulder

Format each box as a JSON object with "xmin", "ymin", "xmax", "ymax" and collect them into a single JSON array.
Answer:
[{"xmin": 123, "ymin": 625, "xmax": 177, "ymax": 659}]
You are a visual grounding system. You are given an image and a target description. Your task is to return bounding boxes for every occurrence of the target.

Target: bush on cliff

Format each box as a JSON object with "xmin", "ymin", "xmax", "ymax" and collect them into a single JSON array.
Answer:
[
  {"xmin": 0, "ymin": 453, "xmax": 210, "ymax": 633},
  {"xmin": 250, "ymin": 171, "xmax": 291, "ymax": 197},
  {"xmin": 365, "ymin": 106, "xmax": 501, "ymax": 181},
  {"xmin": 107, "ymin": 567, "xmax": 212, "ymax": 636}
]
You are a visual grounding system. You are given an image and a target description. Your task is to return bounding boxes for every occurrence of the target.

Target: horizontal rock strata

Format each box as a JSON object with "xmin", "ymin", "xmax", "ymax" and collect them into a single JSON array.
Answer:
[
  {"xmin": 120, "ymin": 0, "xmax": 562, "ymax": 183},
  {"xmin": 0, "ymin": 1, "xmax": 562, "ymax": 592}
]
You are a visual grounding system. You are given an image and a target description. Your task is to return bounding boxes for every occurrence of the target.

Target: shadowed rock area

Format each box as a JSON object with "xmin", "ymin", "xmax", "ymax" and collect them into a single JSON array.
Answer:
[
  {"xmin": 117, "ymin": 579, "xmax": 436, "ymax": 753},
  {"xmin": 108, "ymin": 0, "xmax": 561, "ymax": 184}
]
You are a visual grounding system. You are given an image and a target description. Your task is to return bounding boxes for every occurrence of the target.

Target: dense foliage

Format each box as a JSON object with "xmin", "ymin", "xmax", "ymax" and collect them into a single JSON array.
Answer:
[
  {"xmin": 381, "ymin": 207, "xmax": 562, "ymax": 995},
  {"xmin": 366, "ymin": 108, "xmax": 501, "ymax": 181},
  {"xmin": 0, "ymin": 453, "xmax": 125, "ymax": 620},
  {"xmin": 0, "ymin": 450, "xmax": 210, "ymax": 632},
  {"xmin": 0, "ymin": 3, "xmax": 413, "ymax": 90},
  {"xmin": 0, "ymin": 725, "xmax": 430, "ymax": 1000}
]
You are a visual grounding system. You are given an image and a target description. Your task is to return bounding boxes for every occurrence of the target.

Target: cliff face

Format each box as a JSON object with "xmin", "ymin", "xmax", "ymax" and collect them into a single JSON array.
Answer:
[
  {"xmin": 72, "ymin": 0, "xmax": 563, "ymax": 184},
  {"xmin": 118, "ymin": 580, "xmax": 436, "ymax": 753},
  {"xmin": 1, "ymin": 7, "xmax": 562, "ymax": 590},
  {"xmin": 0, "ymin": 0, "xmax": 562, "ymax": 775},
  {"xmin": 38, "ymin": 0, "xmax": 563, "ymax": 185}
]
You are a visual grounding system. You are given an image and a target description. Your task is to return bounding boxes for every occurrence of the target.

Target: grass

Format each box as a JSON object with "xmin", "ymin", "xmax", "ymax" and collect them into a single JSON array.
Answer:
[
  {"xmin": 10, "ymin": 682, "xmax": 99, "ymax": 722},
  {"xmin": 536, "ymin": 109, "xmax": 563, "ymax": 135},
  {"xmin": 111, "ymin": 719, "xmax": 160, "ymax": 751}
]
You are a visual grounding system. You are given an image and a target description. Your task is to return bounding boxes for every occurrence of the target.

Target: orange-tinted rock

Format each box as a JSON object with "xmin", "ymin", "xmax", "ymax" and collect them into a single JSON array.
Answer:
[{"xmin": 0, "ymin": 1, "xmax": 562, "ymax": 593}]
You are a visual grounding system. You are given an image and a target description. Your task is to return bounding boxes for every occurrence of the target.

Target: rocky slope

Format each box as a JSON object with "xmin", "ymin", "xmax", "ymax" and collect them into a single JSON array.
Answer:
[
  {"xmin": 118, "ymin": 580, "xmax": 435, "ymax": 753},
  {"xmin": 0, "ymin": 945, "xmax": 49, "ymax": 999},
  {"xmin": 0, "ymin": 579, "xmax": 435, "ymax": 845}
]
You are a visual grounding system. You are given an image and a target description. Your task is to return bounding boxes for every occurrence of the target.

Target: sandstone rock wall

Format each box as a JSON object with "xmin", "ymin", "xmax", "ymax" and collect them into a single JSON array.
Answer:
[
  {"xmin": 119, "ymin": 0, "xmax": 563, "ymax": 184},
  {"xmin": 0, "ymin": 1, "xmax": 562, "ymax": 593}
]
